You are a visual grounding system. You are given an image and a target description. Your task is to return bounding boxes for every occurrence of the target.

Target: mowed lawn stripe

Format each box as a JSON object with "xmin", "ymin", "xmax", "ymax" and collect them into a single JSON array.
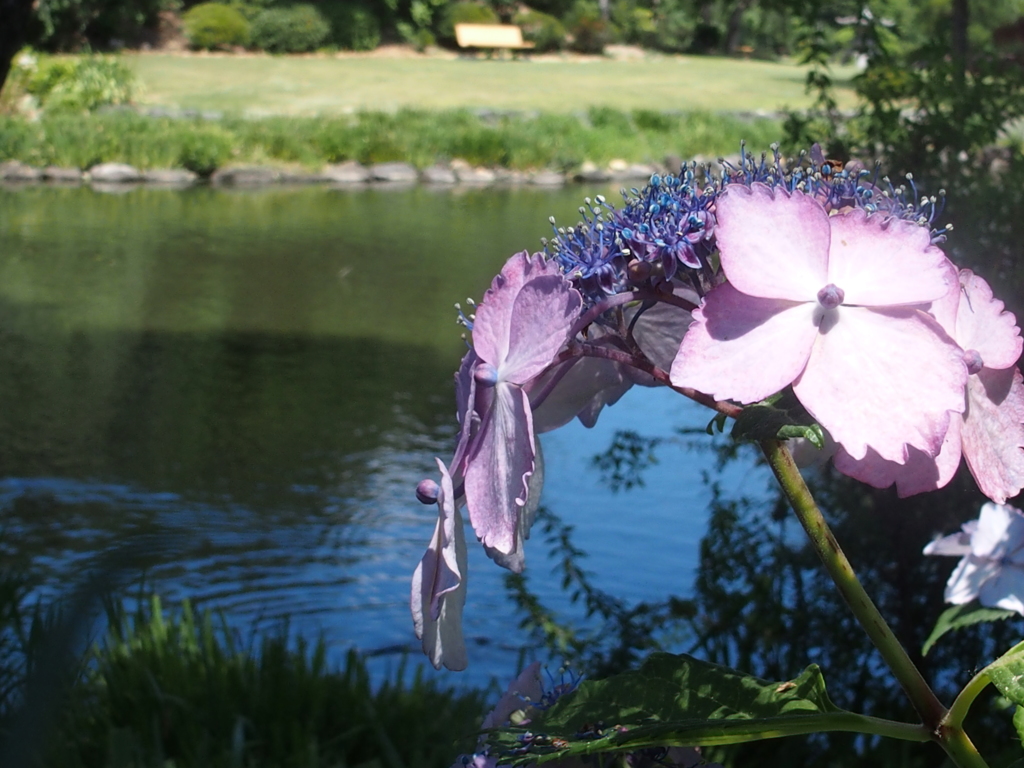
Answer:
[{"xmin": 129, "ymin": 53, "xmax": 858, "ymax": 115}]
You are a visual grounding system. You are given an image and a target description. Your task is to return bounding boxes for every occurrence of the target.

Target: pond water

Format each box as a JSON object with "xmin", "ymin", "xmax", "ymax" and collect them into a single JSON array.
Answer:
[{"xmin": 0, "ymin": 183, "xmax": 770, "ymax": 688}]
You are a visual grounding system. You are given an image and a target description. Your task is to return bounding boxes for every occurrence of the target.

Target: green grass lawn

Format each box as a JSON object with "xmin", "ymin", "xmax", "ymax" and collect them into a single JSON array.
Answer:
[{"xmin": 128, "ymin": 53, "xmax": 859, "ymax": 116}]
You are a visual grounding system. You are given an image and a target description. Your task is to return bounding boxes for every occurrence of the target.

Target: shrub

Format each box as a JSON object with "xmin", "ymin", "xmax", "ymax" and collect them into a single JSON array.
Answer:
[
  {"xmin": 182, "ymin": 3, "xmax": 251, "ymax": 50},
  {"xmin": 437, "ymin": 1, "xmax": 498, "ymax": 46},
  {"xmin": 565, "ymin": 1, "xmax": 613, "ymax": 54},
  {"xmin": 514, "ymin": 9, "xmax": 565, "ymax": 52},
  {"xmin": 320, "ymin": 1, "xmax": 381, "ymax": 50},
  {"xmin": 250, "ymin": 4, "xmax": 332, "ymax": 53},
  {"xmin": 25, "ymin": 54, "xmax": 137, "ymax": 112},
  {"xmin": 177, "ymin": 123, "xmax": 235, "ymax": 175}
]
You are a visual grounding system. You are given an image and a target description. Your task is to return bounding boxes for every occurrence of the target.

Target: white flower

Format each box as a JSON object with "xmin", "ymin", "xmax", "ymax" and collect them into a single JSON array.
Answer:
[{"xmin": 924, "ymin": 502, "xmax": 1024, "ymax": 614}]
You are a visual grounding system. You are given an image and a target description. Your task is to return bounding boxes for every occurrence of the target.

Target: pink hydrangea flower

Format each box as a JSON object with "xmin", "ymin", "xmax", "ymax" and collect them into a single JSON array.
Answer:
[
  {"xmin": 835, "ymin": 268, "xmax": 1024, "ymax": 500},
  {"xmin": 671, "ymin": 183, "xmax": 967, "ymax": 464},
  {"xmin": 924, "ymin": 502, "xmax": 1024, "ymax": 614},
  {"xmin": 410, "ymin": 459, "xmax": 468, "ymax": 671},
  {"xmin": 459, "ymin": 252, "xmax": 582, "ymax": 565}
]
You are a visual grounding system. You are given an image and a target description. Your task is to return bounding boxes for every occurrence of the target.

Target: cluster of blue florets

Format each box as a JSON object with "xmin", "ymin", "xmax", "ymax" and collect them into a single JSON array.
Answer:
[{"xmin": 545, "ymin": 143, "xmax": 950, "ymax": 306}]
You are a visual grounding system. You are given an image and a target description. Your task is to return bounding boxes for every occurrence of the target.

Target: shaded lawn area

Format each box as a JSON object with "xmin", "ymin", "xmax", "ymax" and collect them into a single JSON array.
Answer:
[{"xmin": 128, "ymin": 53, "xmax": 859, "ymax": 116}]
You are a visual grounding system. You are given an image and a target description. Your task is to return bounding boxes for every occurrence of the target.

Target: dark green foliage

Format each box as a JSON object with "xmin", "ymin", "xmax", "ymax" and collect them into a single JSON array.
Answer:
[
  {"xmin": 320, "ymin": 1, "xmax": 381, "ymax": 49},
  {"xmin": 32, "ymin": 0, "xmax": 168, "ymax": 52},
  {"xmin": 250, "ymin": 4, "xmax": 331, "ymax": 52},
  {"xmin": 436, "ymin": 1, "xmax": 498, "ymax": 46},
  {"xmin": 182, "ymin": 2, "xmax": 251, "ymax": 50},
  {"xmin": 513, "ymin": 9, "xmax": 565, "ymax": 52},
  {"xmin": 564, "ymin": 0, "xmax": 613, "ymax": 54}
]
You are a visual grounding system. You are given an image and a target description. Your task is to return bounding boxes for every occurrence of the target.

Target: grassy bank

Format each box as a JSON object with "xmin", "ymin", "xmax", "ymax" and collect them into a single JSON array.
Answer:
[
  {"xmin": 0, "ymin": 108, "xmax": 782, "ymax": 174},
  {"xmin": 126, "ymin": 53, "xmax": 859, "ymax": 116},
  {"xmin": 2, "ymin": 590, "xmax": 486, "ymax": 768}
]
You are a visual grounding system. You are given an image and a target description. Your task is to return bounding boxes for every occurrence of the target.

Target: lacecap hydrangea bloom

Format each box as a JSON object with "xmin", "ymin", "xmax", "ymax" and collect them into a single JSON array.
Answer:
[{"xmin": 411, "ymin": 145, "xmax": 1024, "ymax": 670}]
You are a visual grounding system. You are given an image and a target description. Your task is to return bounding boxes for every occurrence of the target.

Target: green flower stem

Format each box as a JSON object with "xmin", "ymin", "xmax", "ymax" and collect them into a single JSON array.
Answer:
[
  {"xmin": 945, "ymin": 669, "xmax": 992, "ymax": 732},
  {"xmin": 758, "ymin": 439, "xmax": 990, "ymax": 768}
]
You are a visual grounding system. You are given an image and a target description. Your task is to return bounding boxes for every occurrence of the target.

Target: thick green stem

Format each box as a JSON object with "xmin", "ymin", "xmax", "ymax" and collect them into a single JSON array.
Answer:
[
  {"xmin": 758, "ymin": 439, "xmax": 990, "ymax": 768},
  {"xmin": 945, "ymin": 670, "xmax": 992, "ymax": 731}
]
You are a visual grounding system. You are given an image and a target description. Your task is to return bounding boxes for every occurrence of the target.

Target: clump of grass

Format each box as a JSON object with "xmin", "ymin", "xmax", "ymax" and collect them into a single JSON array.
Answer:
[
  {"xmin": 0, "ymin": 581, "xmax": 486, "ymax": 768},
  {"xmin": 0, "ymin": 108, "xmax": 782, "ymax": 173}
]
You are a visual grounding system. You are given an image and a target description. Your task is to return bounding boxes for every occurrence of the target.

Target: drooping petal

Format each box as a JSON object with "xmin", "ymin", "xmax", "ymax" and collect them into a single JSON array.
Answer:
[
  {"xmin": 944, "ymin": 555, "xmax": 1000, "ymax": 605},
  {"xmin": 464, "ymin": 381, "xmax": 535, "ymax": 555},
  {"xmin": 714, "ymin": 184, "xmax": 829, "ymax": 302},
  {"xmin": 826, "ymin": 211, "xmax": 951, "ymax": 307},
  {"xmin": 411, "ymin": 459, "xmax": 468, "ymax": 671},
  {"xmin": 484, "ymin": 440, "xmax": 544, "ymax": 573},
  {"xmin": 471, "ymin": 252, "xmax": 581, "ymax": 384},
  {"xmin": 531, "ymin": 354, "xmax": 631, "ymax": 433},
  {"xmin": 961, "ymin": 367, "xmax": 1024, "ymax": 503},
  {"xmin": 833, "ymin": 418, "xmax": 962, "ymax": 497},
  {"xmin": 452, "ymin": 350, "xmax": 481, "ymax": 477},
  {"xmin": 671, "ymin": 283, "xmax": 818, "ymax": 404},
  {"xmin": 629, "ymin": 300, "xmax": 692, "ymax": 372},
  {"xmin": 955, "ymin": 270, "xmax": 1023, "ymax": 370},
  {"xmin": 794, "ymin": 306, "xmax": 966, "ymax": 462}
]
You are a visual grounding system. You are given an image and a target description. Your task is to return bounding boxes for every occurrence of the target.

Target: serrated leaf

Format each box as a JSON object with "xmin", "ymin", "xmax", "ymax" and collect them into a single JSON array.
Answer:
[
  {"xmin": 487, "ymin": 653, "xmax": 883, "ymax": 764},
  {"xmin": 922, "ymin": 601, "xmax": 1017, "ymax": 656},
  {"xmin": 984, "ymin": 640, "xmax": 1024, "ymax": 706}
]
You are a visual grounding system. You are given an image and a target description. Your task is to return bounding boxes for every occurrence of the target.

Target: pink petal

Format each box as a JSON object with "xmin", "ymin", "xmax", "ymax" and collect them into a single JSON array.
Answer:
[
  {"xmin": 671, "ymin": 283, "xmax": 818, "ymax": 403},
  {"xmin": 962, "ymin": 367, "xmax": 1024, "ymax": 504},
  {"xmin": 715, "ymin": 184, "xmax": 829, "ymax": 302},
  {"xmin": 833, "ymin": 418, "xmax": 961, "ymax": 497},
  {"xmin": 924, "ymin": 258, "xmax": 961, "ymax": 336},
  {"xmin": 794, "ymin": 307, "xmax": 966, "ymax": 462},
  {"xmin": 826, "ymin": 211, "xmax": 951, "ymax": 306},
  {"xmin": 464, "ymin": 381, "xmax": 535, "ymax": 555},
  {"xmin": 410, "ymin": 459, "xmax": 468, "ymax": 671},
  {"xmin": 955, "ymin": 270, "xmax": 1022, "ymax": 370},
  {"xmin": 471, "ymin": 252, "xmax": 581, "ymax": 383},
  {"xmin": 502, "ymin": 275, "xmax": 582, "ymax": 383},
  {"xmin": 452, "ymin": 350, "xmax": 481, "ymax": 477}
]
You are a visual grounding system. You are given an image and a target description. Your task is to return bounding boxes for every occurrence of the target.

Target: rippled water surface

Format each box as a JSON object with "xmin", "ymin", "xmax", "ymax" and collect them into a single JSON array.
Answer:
[{"xmin": 0, "ymin": 183, "xmax": 768, "ymax": 687}]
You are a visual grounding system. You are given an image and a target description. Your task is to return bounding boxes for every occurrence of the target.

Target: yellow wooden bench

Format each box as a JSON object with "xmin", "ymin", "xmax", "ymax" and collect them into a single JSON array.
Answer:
[{"xmin": 454, "ymin": 23, "xmax": 535, "ymax": 55}]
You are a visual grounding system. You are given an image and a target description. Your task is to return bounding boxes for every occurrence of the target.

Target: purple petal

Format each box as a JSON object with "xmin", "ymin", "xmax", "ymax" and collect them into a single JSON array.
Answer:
[
  {"xmin": 978, "ymin": 565, "xmax": 1024, "ymax": 614},
  {"xmin": 962, "ymin": 366, "xmax": 1024, "ymax": 503},
  {"xmin": 944, "ymin": 555, "xmax": 999, "ymax": 605},
  {"xmin": 471, "ymin": 252, "xmax": 581, "ymax": 383},
  {"xmin": 452, "ymin": 350, "xmax": 481, "ymax": 477},
  {"xmin": 410, "ymin": 459, "xmax": 468, "ymax": 671},
  {"xmin": 671, "ymin": 283, "xmax": 818, "ymax": 404},
  {"xmin": 826, "ymin": 210, "xmax": 951, "ymax": 307},
  {"xmin": 464, "ymin": 381, "xmax": 536, "ymax": 555},
  {"xmin": 484, "ymin": 439, "xmax": 544, "ymax": 573},
  {"xmin": 794, "ymin": 307, "xmax": 966, "ymax": 463},
  {"xmin": 955, "ymin": 270, "xmax": 1022, "ymax": 371},
  {"xmin": 923, "ymin": 530, "xmax": 973, "ymax": 557},
  {"xmin": 531, "ymin": 353, "xmax": 631, "ymax": 433},
  {"xmin": 630, "ymin": 300, "xmax": 692, "ymax": 372},
  {"xmin": 970, "ymin": 501, "xmax": 1024, "ymax": 560},
  {"xmin": 715, "ymin": 184, "xmax": 829, "ymax": 302}
]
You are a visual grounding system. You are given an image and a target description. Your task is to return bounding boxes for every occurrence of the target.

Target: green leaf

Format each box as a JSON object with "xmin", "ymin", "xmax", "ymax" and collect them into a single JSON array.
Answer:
[
  {"xmin": 776, "ymin": 424, "xmax": 825, "ymax": 449},
  {"xmin": 1014, "ymin": 707, "xmax": 1024, "ymax": 747},
  {"xmin": 984, "ymin": 640, "xmax": 1024, "ymax": 706},
  {"xmin": 705, "ymin": 413, "xmax": 727, "ymax": 435},
  {"xmin": 487, "ymin": 653, "xmax": 918, "ymax": 764},
  {"xmin": 922, "ymin": 601, "xmax": 1017, "ymax": 656},
  {"xmin": 731, "ymin": 403, "xmax": 800, "ymax": 442}
]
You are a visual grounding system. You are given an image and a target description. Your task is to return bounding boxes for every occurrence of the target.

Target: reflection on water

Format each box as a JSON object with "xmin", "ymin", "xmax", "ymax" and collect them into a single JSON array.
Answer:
[{"xmin": 0, "ymin": 184, "xmax": 767, "ymax": 686}]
